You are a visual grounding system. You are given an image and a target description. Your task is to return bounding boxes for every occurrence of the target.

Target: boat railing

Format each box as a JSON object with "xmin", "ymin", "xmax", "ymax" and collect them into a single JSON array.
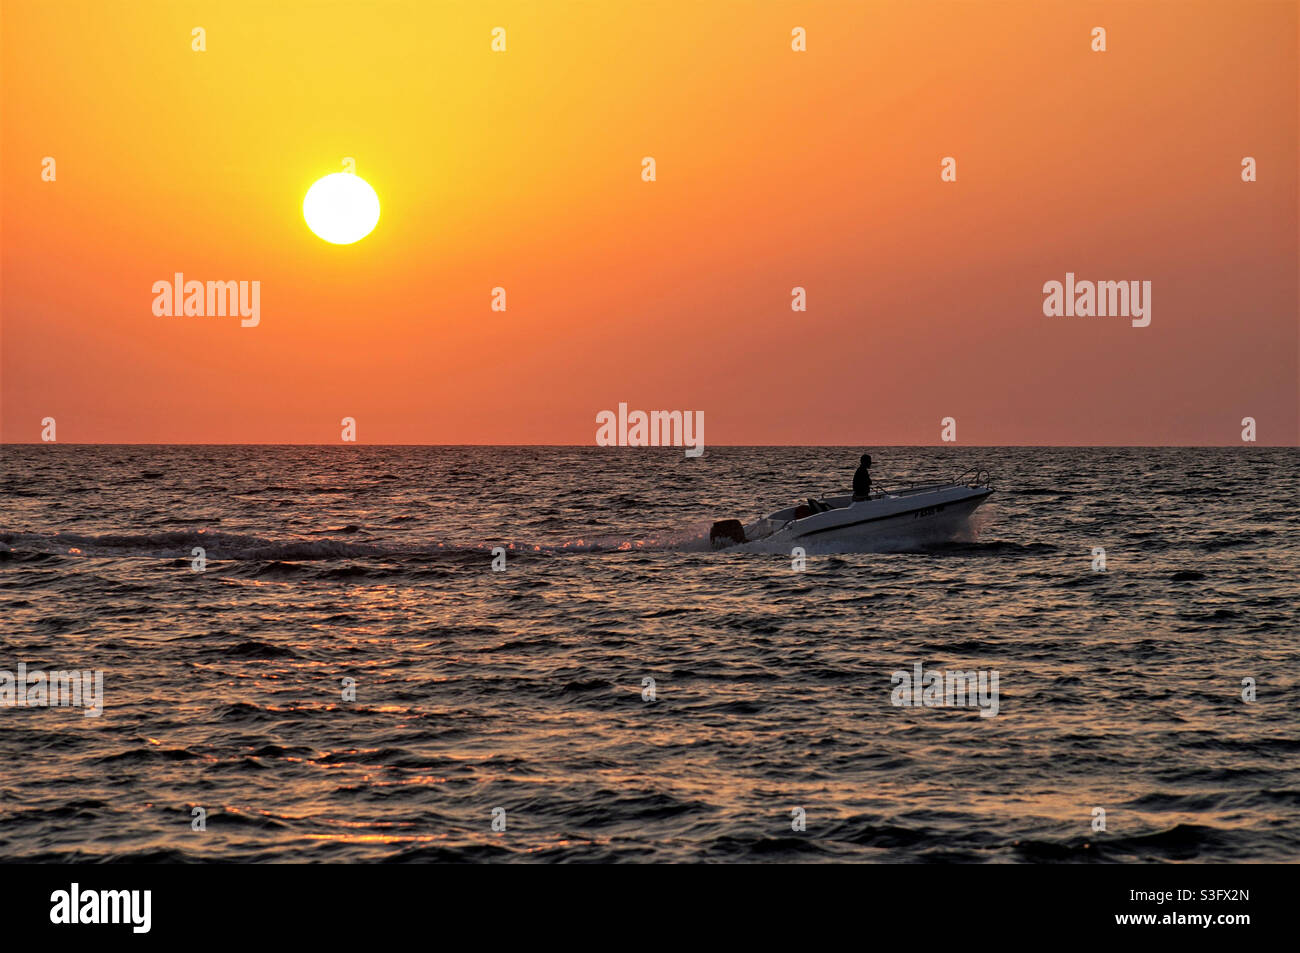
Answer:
[
  {"xmin": 877, "ymin": 466, "xmax": 991, "ymax": 496},
  {"xmin": 798, "ymin": 467, "xmax": 991, "ymax": 512},
  {"xmin": 956, "ymin": 467, "xmax": 992, "ymax": 489}
]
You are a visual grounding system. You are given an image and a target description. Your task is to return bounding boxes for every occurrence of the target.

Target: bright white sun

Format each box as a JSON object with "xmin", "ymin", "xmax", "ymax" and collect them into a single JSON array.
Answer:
[{"xmin": 303, "ymin": 173, "xmax": 380, "ymax": 244}]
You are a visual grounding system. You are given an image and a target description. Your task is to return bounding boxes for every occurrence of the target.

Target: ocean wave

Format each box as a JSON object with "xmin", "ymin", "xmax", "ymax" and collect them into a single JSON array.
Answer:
[{"xmin": 2, "ymin": 445, "xmax": 1296, "ymax": 863}]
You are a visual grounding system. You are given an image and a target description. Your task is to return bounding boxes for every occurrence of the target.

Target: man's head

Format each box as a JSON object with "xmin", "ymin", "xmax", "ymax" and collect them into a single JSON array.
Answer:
[{"xmin": 860, "ymin": 453, "xmax": 872, "ymax": 466}]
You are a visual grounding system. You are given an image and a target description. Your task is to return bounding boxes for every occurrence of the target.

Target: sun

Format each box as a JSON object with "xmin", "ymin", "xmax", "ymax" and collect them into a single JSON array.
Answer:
[{"xmin": 303, "ymin": 173, "xmax": 380, "ymax": 244}]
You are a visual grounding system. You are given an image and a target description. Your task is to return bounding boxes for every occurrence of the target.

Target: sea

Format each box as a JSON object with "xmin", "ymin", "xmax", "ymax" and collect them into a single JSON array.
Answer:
[{"xmin": 1, "ymin": 445, "xmax": 1296, "ymax": 862}]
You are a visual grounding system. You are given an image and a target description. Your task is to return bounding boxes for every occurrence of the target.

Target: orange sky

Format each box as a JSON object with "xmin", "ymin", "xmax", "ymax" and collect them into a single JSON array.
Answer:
[{"xmin": 2, "ymin": 0, "xmax": 1296, "ymax": 445}]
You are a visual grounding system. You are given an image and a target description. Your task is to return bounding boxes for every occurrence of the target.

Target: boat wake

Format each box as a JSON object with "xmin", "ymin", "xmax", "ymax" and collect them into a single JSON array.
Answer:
[
  {"xmin": 0, "ymin": 520, "xmax": 1004, "ymax": 562},
  {"xmin": 0, "ymin": 527, "xmax": 713, "ymax": 561},
  {"xmin": 0, "ymin": 489, "xmax": 997, "ymax": 561}
]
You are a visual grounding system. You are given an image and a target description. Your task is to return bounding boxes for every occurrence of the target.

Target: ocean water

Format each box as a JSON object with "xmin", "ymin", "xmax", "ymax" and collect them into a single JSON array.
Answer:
[{"xmin": 1, "ymin": 445, "xmax": 1297, "ymax": 863}]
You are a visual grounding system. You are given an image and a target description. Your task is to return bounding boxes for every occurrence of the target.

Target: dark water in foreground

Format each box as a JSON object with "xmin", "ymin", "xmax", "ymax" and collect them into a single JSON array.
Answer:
[{"xmin": 1, "ymin": 446, "xmax": 1297, "ymax": 863}]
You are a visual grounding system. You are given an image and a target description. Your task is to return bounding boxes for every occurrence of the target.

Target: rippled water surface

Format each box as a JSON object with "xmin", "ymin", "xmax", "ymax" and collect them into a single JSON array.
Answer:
[{"xmin": 1, "ymin": 446, "xmax": 1297, "ymax": 862}]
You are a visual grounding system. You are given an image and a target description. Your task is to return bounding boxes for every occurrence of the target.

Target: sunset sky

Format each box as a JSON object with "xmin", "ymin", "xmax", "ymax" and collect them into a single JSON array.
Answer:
[{"xmin": 2, "ymin": 0, "xmax": 1296, "ymax": 445}]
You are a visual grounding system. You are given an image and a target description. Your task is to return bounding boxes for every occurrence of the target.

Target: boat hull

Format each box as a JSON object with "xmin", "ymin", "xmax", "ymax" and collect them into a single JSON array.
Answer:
[{"xmin": 731, "ymin": 484, "xmax": 993, "ymax": 551}]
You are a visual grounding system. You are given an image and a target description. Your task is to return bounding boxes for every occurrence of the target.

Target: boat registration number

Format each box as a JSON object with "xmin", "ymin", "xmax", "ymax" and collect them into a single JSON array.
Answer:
[{"xmin": 912, "ymin": 504, "xmax": 945, "ymax": 519}]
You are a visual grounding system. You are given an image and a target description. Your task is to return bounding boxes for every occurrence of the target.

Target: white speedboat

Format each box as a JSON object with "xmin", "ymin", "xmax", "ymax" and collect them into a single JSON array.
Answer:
[{"xmin": 709, "ymin": 468, "xmax": 993, "ymax": 551}]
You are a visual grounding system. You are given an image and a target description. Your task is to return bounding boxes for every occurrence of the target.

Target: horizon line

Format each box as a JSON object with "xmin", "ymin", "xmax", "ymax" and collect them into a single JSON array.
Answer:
[{"xmin": 3, "ymin": 442, "xmax": 1296, "ymax": 449}]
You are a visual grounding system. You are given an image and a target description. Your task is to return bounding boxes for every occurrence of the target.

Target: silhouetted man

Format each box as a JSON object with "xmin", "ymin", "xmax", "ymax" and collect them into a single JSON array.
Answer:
[{"xmin": 852, "ymin": 453, "xmax": 873, "ymax": 501}]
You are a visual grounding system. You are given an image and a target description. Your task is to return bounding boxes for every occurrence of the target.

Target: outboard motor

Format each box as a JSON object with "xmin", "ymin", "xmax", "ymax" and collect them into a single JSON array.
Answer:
[{"xmin": 709, "ymin": 519, "xmax": 746, "ymax": 549}]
